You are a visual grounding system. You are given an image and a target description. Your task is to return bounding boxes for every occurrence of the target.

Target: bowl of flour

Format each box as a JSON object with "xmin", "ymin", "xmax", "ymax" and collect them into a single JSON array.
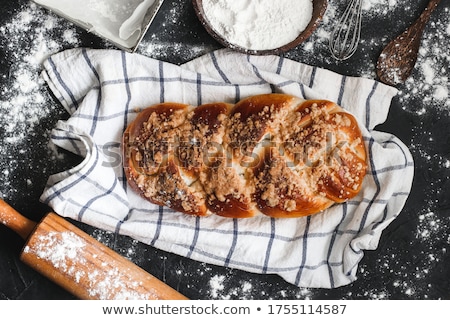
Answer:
[{"xmin": 193, "ymin": 0, "xmax": 328, "ymax": 55}]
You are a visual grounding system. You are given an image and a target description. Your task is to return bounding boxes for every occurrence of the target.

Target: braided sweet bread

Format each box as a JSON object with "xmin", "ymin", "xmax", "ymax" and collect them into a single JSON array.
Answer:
[{"xmin": 123, "ymin": 94, "xmax": 367, "ymax": 218}]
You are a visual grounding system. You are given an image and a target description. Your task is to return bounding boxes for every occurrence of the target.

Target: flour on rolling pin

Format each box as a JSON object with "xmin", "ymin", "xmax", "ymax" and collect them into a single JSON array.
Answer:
[
  {"xmin": 23, "ymin": 230, "xmax": 155, "ymax": 299},
  {"xmin": 1, "ymin": 197, "xmax": 186, "ymax": 300},
  {"xmin": 202, "ymin": 0, "xmax": 313, "ymax": 50},
  {"xmin": 24, "ymin": 231, "xmax": 85, "ymax": 272},
  {"xmin": 17, "ymin": 212, "xmax": 187, "ymax": 300}
]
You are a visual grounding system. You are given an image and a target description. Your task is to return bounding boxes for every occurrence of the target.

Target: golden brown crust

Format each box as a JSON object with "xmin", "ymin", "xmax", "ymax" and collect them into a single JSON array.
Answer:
[{"xmin": 122, "ymin": 94, "xmax": 367, "ymax": 218}]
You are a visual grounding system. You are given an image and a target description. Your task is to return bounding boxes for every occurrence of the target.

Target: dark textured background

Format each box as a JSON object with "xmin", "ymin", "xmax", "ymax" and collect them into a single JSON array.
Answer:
[{"xmin": 0, "ymin": 0, "xmax": 449, "ymax": 299}]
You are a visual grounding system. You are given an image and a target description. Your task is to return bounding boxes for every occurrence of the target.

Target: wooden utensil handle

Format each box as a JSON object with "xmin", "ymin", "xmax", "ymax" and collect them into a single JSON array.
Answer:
[
  {"xmin": 416, "ymin": 0, "xmax": 441, "ymax": 27},
  {"xmin": 401, "ymin": 0, "xmax": 441, "ymax": 41},
  {"xmin": 0, "ymin": 199, "xmax": 37, "ymax": 240}
]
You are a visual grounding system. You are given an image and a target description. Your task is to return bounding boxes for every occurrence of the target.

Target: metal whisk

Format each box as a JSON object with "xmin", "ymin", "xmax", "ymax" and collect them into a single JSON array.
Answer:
[{"xmin": 329, "ymin": 0, "xmax": 363, "ymax": 60}]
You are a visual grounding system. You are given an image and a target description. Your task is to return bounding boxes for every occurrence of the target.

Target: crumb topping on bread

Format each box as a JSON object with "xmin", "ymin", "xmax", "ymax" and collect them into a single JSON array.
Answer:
[{"xmin": 123, "ymin": 94, "xmax": 367, "ymax": 218}]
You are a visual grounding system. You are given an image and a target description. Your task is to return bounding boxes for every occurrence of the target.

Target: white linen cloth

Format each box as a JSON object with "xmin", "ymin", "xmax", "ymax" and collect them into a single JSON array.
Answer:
[{"xmin": 40, "ymin": 48, "xmax": 414, "ymax": 288}]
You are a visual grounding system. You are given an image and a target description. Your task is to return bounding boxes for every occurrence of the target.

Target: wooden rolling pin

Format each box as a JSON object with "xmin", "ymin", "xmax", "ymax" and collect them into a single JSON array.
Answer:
[{"xmin": 0, "ymin": 199, "xmax": 188, "ymax": 300}]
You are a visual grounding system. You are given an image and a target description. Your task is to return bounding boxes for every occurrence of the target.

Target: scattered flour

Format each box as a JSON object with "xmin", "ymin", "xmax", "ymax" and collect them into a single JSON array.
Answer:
[
  {"xmin": 0, "ymin": 3, "xmax": 80, "ymax": 199},
  {"xmin": 362, "ymin": 0, "xmax": 399, "ymax": 12},
  {"xmin": 295, "ymin": 1, "xmax": 449, "ymax": 115},
  {"xmin": 138, "ymin": 40, "xmax": 214, "ymax": 64},
  {"xmin": 206, "ymin": 272, "xmax": 314, "ymax": 299},
  {"xmin": 399, "ymin": 12, "xmax": 450, "ymax": 114},
  {"xmin": 209, "ymin": 274, "xmax": 226, "ymax": 298},
  {"xmin": 137, "ymin": 0, "xmax": 218, "ymax": 63},
  {"xmin": 358, "ymin": 200, "xmax": 450, "ymax": 299}
]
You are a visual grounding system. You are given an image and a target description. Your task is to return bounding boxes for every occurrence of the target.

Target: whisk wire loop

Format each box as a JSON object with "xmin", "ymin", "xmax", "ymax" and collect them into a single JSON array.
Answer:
[{"xmin": 329, "ymin": 0, "xmax": 363, "ymax": 60}]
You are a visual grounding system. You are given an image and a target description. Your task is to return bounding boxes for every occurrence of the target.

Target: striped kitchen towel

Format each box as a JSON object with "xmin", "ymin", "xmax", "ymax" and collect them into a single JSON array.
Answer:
[{"xmin": 40, "ymin": 48, "xmax": 414, "ymax": 289}]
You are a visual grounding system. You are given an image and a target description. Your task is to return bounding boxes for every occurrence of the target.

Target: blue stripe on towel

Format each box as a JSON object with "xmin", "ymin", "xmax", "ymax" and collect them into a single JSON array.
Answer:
[
  {"xmin": 262, "ymin": 218, "xmax": 276, "ymax": 273},
  {"xmin": 47, "ymin": 57, "xmax": 79, "ymax": 112},
  {"xmin": 81, "ymin": 49, "xmax": 102, "ymax": 136}
]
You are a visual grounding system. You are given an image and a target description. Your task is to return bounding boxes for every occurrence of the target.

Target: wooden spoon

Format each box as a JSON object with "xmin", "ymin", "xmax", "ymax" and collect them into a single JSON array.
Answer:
[{"xmin": 376, "ymin": 0, "xmax": 442, "ymax": 86}]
